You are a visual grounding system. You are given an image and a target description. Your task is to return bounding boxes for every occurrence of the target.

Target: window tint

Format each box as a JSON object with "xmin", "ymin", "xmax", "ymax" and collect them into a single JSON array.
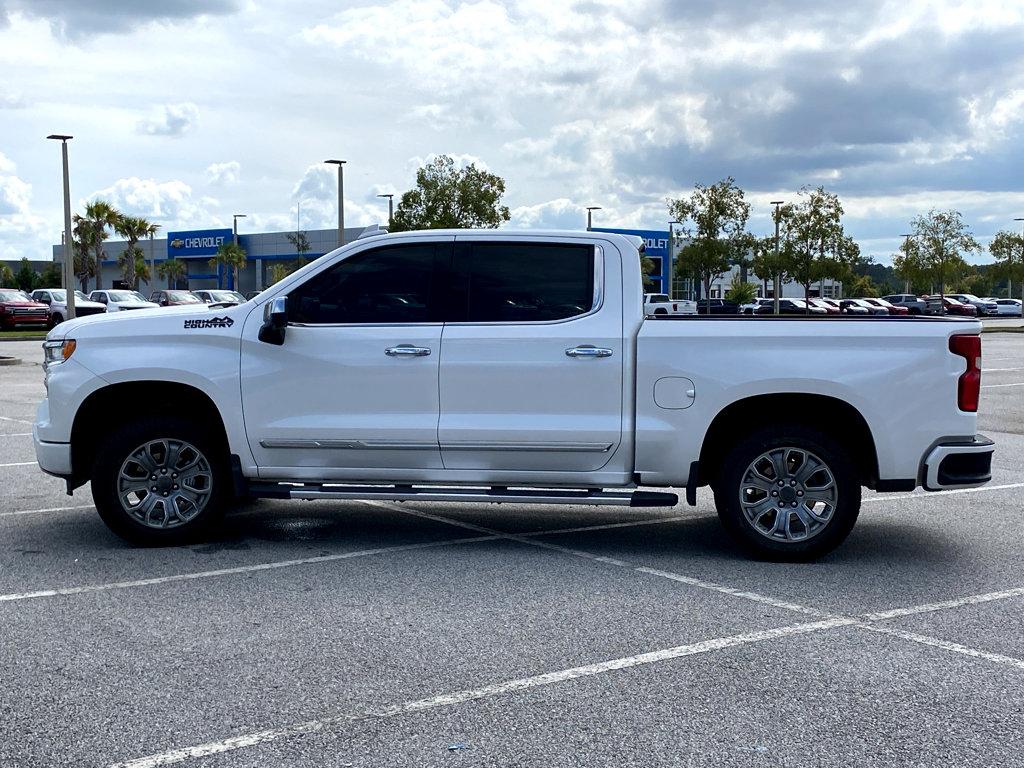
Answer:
[
  {"xmin": 458, "ymin": 242, "xmax": 594, "ymax": 323},
  {"xmin": 288, "ymin": 243, "xmax": 439, "ymax": 324}
]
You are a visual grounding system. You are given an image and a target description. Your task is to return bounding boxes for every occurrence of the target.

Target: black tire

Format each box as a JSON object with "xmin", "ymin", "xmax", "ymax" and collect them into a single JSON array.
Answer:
[
  {"xmin": 90, "ymin": 416, "xmax": 231, "ymax": 545},
  {"xmin": 49, "ymin": 313, "xmax": 64, "ymax": 329},
  {"xmin": 713, "ymin": 425, "xmax": 861, "ymax": 561},
  {"xmin": 654, "ymin": 308, "xmax": 668, "ymax": 315},
  {"xmin": 909, "ymin": 307, "xmax": 921, "ymax": 315}
]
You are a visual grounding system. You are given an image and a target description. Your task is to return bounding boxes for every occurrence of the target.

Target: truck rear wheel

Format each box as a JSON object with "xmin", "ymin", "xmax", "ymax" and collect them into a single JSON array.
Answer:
[
  {"xmin": 90, "ymin": 416, "xmax": 230, "ymax": 545},
  {"xmin": 713, "ymin": 425, "xmax": 860, "ymax": 560}
]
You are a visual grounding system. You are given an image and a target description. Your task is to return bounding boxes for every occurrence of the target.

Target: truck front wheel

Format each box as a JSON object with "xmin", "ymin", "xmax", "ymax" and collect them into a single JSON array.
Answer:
[
  {"xmin": 713, "ymin": 425, "xmax": 860, "ymax": 560},
  {"xmin": 91, "ymin": 417, "xmax": 230, "ymax": 545}
]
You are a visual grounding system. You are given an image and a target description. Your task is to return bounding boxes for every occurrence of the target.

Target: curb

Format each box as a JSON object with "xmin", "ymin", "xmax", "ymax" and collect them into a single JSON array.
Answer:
[
  {"xmin": 0, "ymin": 356, "xmax": 22, "ymax": 366},
  {"xmin": 0, "ymin": 335, "xmax": 46, "ymax": 342}
]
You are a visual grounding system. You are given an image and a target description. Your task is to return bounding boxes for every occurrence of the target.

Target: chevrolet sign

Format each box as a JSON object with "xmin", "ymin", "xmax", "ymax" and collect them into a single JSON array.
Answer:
[{"xmin": 166, "ymin": 228, "xmax": 233, "ymax": 258}]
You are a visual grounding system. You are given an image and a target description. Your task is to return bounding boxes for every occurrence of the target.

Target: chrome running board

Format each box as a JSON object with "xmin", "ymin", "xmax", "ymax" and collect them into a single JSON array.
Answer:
[{"xmin": 248, "ymin": 482, "xmax": 678, "ymax": 508}]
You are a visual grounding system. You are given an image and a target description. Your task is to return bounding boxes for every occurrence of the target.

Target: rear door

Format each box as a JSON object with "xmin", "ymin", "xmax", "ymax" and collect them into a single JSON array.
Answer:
[{"xmin": 438, "ymin": 237, "xmax": 624, "ymax": 473}]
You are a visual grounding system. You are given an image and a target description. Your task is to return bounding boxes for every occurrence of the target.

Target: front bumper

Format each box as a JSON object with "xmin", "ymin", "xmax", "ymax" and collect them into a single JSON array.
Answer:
[
  {"xmin": 33, "ymin": 430, "xmax": 72, "ymax": 477},
  {"xmin": 922, "ymin": 435, "xmax": 994, "ymax": 491}
]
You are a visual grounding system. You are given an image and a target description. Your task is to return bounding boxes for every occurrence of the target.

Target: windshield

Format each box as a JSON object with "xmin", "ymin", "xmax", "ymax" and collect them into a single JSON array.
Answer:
[
  {"xmin": 0, "ymin": 290, "xmax": 32, "ymax": 302},
  {"xmin": 108, "ymin": 291, "xmax": 147, "ymax": 302},
  {"xmin": 48, "ymin": 290, "xmax": 88, "ymax": 301},
  {"xmin": 208, "ymin": 291, "xmax": 244, "ymax": 302},
  {"xmin": 167, "ymin": 291, "xmax": 201, "ymax": 303},
  {"xmin": 647, "ymin": 295, "xmax": 669, "ymax": 303}
]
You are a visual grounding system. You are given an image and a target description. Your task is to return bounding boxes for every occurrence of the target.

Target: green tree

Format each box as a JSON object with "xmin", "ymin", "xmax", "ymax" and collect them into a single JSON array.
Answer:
[
  {"xmin": 779, "ymin": 187, "xmax": 854, "ymax": 310},
  {"xmin": 78, "ymin": 200, "xmax": 119, "ymax": 291},
  {"xmin": 391, "ymin": 155, "xmax": 511, "ymax": 231},
  {"xmin": 114, "ymin": 215, "xmax": 160, "ymax": 289},
  {"xmin": 725, "ymin": 274, "xmax": 757, "ymax": 304},
  {"xmin": 847, "ymin": 273, "xmax": 878, "ymax": 298},
  {"xmin": 892, "ymin": 237, "xmax": 929, "ymax": 294},
  {"xmin": 911, "ymin": 209, "xmax": 980, "ymax": 300},
  {"xmin": 39, "ymin": 262, "xmax": 63, "ymax": 288},
  {"xmin": 209, "ymin": 242, "xmax": 247, "ymax": 290},
  {"xmin": 668, "ymin": 177, "xmax": 751, "ymax": 313},
  {"xmin": 157, "ymin": 258, "xmax": 188, "ymax": 289},
  {"xmin": 750, "ymin": 229, "xmax": 793, "ymax": 310},
  {"xmin": 268, "ymin": 262, "xmax": 296, "ymax": 285},
  {"xmin": 988, "ymin": 229, "xmax": 1024, "ymax": 306},
  {"xmin": 14, "ymin": 258, "xmax": 40, "ymax": 292},
  {"xmin": 286, "ymin": 230, "xmax": 312, "ymax": 268},
  {"xmin": 0, "ymin": 263, "xmax": 14, "ymax": 287},
  {"xmin": 640, "ymin": 254, "xmax": 658, "ymax": 292}
]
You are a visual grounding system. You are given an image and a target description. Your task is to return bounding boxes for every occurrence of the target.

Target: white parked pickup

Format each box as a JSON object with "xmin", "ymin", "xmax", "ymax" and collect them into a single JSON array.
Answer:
[
  {"xmin": 35, "ymin": 229, "xmax": 994, "ymax": 559},
  {"xmin": 643, "ymin": 292, "xmax": 697, "ymax": 316}
]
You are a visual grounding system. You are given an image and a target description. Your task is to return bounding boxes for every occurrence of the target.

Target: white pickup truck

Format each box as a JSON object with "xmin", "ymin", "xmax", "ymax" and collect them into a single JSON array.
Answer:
[
  {"xmin": 643, "ymin": 293, "xmax": 697, "ymax": 316},
  {"xmin": 34, "ymin": 229, "xmax": 993, "ymax": 559}
]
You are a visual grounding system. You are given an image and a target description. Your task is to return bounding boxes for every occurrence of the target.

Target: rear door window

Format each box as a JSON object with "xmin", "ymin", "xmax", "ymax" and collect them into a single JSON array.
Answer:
[{"xmin": 453, "ymin": 242, "xmax": 595, "ymax": 323}]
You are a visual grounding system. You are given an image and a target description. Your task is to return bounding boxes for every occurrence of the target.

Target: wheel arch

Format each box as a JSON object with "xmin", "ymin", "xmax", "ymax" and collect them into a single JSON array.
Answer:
[
  {"xmin": 698, "ymin": 393, "xmax": 880, "ymax": 489},
  {"xmin": 70, "ymin": 381, "xmax": 231, "ymax": 488}
]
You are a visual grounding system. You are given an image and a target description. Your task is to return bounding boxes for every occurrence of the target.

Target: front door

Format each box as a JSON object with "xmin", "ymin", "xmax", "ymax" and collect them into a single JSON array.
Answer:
[
  {"xmin": 240, "ymin": 239, "xmax": 451, "ymax": 476},
  {"xmin": 438, "ymin": 238, "xmax": 624, "ymax": 473}
]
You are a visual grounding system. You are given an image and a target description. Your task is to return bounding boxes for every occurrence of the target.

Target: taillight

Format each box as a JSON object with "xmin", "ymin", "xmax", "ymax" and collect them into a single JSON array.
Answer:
[{"xmin": 949, "ymin": 334, "xmax": 981, "ymax": 412}]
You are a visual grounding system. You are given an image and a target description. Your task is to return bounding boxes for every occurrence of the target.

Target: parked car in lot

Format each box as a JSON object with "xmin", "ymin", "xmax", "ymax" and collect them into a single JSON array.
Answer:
[
  {"xmin": 30, "ymin": 289, "xmax": 106, "ymax": 327},
  {"xmin": 193, "ymin": 290, "xmax": 247, "ymax": 306},
  {"xmin": 739, "ymin": 297, "xmax": 769, "ymax": 314},
  {"xmin": 753, "ymin": 298, "xmax": 827, "ymax": 315},
  {"xmin": 882, "ymin": 294, "xmax": 936, "ymax": 315},
  {"xmin": 36, "ymin": 229, "xmax": 994, "ymax": 560},
  {"xmin": 981, "ymin": 297, "xmax": 1024, "ymax": 316},
  {"xmin": 807, "ymin": 298, "xmax": 840, "ymax": 314},
  {"xmin": 696, "ymin": 298, "xmax": 740, "ymax": 315},
  {"xmin": 0, "ymin": 289, "xmax": 49, "ymax": 329},
  {"xmin": 947, "ymin": 293, "xmax": 999, "ymax": 316},
  {"xmin": 150, "ymin": 290, "xmax": 203, "ymax": 307},
  {"xmin": 88, "ymin": 290, "xmax": 159, "ymax": 312},
  {"xmin": 925, "ymin": 296, "xmax": 978, "ymax": 316},
  {"xmin": 642, "ymin": 293, "xmax": 696, "ymax": 316},
  {"xmin": 859, "ymin": 298, "xmax": 909, "ymax": 316}
]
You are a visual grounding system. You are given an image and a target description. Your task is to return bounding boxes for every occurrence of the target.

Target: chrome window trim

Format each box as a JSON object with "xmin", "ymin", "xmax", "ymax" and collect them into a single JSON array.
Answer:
[{"xmin": 444, "ymin": 244, "xmax": 605, "ymax": 328}]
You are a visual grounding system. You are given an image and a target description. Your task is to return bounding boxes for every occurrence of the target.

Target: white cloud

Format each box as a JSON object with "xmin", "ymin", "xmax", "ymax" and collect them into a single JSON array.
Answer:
[
  {"xmin": 206, "ymin": 160, "xmax": 240, "ymax": 186},
  {"xmin": 87, "ymin": 177, "xmax": 219, "ymax": 226},
  {"xmin": 136, "ymin": 102, "xmax": 200, "ymax": 137}
]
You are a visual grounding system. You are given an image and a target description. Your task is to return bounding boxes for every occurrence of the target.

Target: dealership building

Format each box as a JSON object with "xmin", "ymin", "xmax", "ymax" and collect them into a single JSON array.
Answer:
[
  {"xmin": 6, "ymin": 224, "xmax": 837, "ymax": 300},
  {"xmin": 41, "ymin": 226, "xmax": 366, "ymax": 295}
]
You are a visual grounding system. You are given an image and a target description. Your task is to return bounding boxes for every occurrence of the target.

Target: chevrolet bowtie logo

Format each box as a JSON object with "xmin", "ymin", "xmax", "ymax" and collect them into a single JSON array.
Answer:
[{"xmin": 170, "ymin": 238, "xmax": 185, "ymax": 248}]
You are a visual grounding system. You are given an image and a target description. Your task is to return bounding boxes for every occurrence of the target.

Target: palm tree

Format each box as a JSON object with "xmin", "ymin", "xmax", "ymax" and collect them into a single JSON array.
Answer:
[
  {"xmin": 209, "ymin": 242, "xmax": 247, "ymax": 290},
  {"xmin": 114, "ymin": 215, "xmax": 160, "ymax": 289},
  {"xmin": 80, "ymin": 200, "xmax": 119, "ymax": 291},
  {"xmin": 157, "ymin": 258, "xmax": 188, "ymax": 289}
]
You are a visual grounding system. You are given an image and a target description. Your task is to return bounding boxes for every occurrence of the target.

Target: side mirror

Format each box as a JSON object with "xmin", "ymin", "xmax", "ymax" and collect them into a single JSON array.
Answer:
[{"xmin": 259, "ymin": 296, "xmax": 288, "ymax": 345}]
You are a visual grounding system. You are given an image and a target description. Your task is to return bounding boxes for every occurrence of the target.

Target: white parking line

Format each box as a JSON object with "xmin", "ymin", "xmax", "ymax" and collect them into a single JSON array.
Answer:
[
  {"xmin": 0, "ymin": 535, "xmax": 497, "ymax": 604},
  {"xmin": 115, "ymin": 616, "xmax": 855, "ymax": 768},
  {"xmin": 0, "ymin": 461, "xmax": 36, "ymax": 468},
  {"xmin": 863, "ymin": 482, "xmax": 1024, "ymax": 503},
  {"xmin": 0, "ymin": 416, "xmax": 33, "ymax": 425},
  {"xmin": 0, "ymin": 503, "xmax": 94, "ymax": 518},
  {"xmin": 862, "ymin": 625, "xmax": 1024, "ymax": 671},
  {"xmin": 982, "ymin": 382, "xmax": 1024, "ymax": 388},
  {"xmin": 984, "ymin": 367, "xmax": 1024, "ymax": 372},
  {"xmin": 861, "ymin": 586, "xmax": 1024, "ymax": 621},
  {"xmin": 2, "ymin": 432, "xmax": 32, "ymax": 437}
]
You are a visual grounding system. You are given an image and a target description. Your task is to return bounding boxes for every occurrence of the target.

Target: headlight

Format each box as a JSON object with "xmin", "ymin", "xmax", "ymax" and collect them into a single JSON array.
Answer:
[{"xmin": 43, "ymin": 339, "xmax": 76, "ymax": 367}]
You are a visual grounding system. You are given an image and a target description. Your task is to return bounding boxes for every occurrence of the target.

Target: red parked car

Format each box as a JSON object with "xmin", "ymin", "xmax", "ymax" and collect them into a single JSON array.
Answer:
[
  {"xmin": 923, "ymin": 295, "xmax": 978, "ymax": 316},
  {"xmin": 861, "ymin": 298, "xmax": 909, "ymax": 315},
  {"xmin": 0, "ymin": 289, "xmax": 49, "ymax": 329},
  {"xmin": 807, "ymin": 298, "xmax": 840, "ymax": 314}
]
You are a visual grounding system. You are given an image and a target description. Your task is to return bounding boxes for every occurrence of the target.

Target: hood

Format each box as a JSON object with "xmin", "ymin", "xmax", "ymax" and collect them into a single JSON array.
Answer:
[
  {"xmin": 60, "ymin": 299, "xmax": 106, "ymax": 310},
  {"xmin": 0, "ymin": 299, "xmax": 47, "ymax": 309},
  {"xmin": 49, "ymin": 301, "xmax": 250, "ymax": 340},
  {"xmin": 111, "ymin": 299, "xmax": 159, "ymax": 307}
]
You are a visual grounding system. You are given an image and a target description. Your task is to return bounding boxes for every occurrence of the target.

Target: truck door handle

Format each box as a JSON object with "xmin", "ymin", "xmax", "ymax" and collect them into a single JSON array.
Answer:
[
  {"xmin": 385, "ymin": 345, "xmax": 431, "ymax": 357},
  {"xmin": 565, "ymin": 346, "xmax": 613, "ymax": 358}
]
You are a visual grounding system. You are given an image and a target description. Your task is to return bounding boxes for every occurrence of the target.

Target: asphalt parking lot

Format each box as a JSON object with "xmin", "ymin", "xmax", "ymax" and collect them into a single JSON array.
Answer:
[{"xmin": 1, "ymin": 332, "xmax": 1023, "ymax": 767}]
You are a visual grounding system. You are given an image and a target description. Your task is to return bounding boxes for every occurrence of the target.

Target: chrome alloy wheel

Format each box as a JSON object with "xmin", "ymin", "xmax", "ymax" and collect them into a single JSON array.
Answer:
[
  {"xmin": 738, "ymin": 447, "xmax": 838, "ymax": 542},
  {"xmin": 117, "ymin": 438, "xmax": 213, "ymax": 529}
]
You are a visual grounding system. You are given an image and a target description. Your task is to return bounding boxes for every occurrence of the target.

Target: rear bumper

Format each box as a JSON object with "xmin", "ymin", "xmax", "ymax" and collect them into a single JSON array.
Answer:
[{"xmin": 922, "ymin": 435, "xmax": 994, "ymax": 491}]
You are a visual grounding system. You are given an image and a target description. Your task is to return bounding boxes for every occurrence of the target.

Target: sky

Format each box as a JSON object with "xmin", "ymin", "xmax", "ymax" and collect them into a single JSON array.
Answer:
[{"xmin": 2, "ymin": 0, "xmax": 1024, "ymax": 265}]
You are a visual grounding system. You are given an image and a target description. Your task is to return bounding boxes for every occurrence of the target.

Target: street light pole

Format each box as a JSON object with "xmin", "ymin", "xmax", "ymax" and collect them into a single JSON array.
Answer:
[
  {"xmin": 377, "ymin": 193, "xmax": 394, "ymax": 227},
  {"xmin": 585, "ymin": 206, "xmax": 601, "ymax": 231},
  {"xmin": 325, "ymin": 160, "xmax": 347, "ymax": 247},
  {"xmin": 1013, "ymin": 218, "xmax": 1024, "ymax": 300},
  {"xmin": 770, "ymin": 200, "xmax": 784, "ymax": 315},
  {"xmin": 231, "ymin": 213, "xmax": 246, "ymax": 291},
  {"xmin": 668, "ymin": 220, "xmax": 681, "ymax": 298},
  {"xmin": 900, "ymin": 233, "xmax": 915, "ymax": 294},
  {"xmin": 47, "ymin": 134, "xmax": 75, "ymax": 319}
]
